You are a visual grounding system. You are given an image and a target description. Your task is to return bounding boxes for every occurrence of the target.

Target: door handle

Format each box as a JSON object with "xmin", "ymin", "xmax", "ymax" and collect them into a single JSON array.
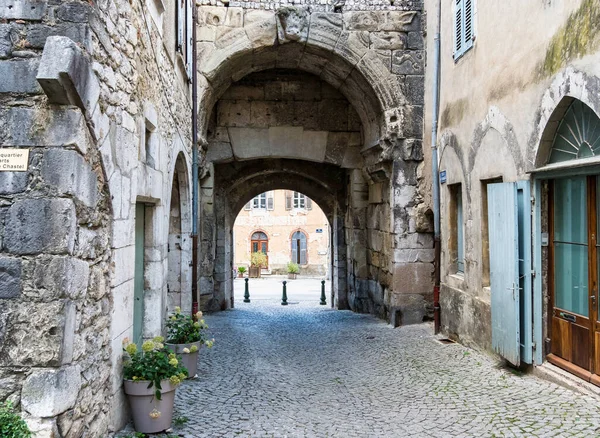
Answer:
[{"xmin": 591, "ymin": 295, "xmax": 596, "ymax": 305}]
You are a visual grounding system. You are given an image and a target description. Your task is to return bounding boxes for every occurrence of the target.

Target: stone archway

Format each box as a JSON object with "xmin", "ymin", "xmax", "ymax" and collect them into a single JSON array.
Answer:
[
  {"xmin": 167, "ymin": 153, "xmax": 193, "ymax": 313},
  {"xmin": 198, "ymin": 5, "xmax": 433, "ymax": 324}
]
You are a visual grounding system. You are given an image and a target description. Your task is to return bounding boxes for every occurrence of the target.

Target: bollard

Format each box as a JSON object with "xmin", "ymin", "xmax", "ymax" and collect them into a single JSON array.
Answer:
[
  {"xmin": 244, "ymin": 278, "xmax": 250, "ymax": 303},
  {"xmin": 281, "ymin": 281, "xmax": 288, "ymax": 305},
  {"xmin": 320, "ymin": 280, "xmax": 327, "ymax": 305}
]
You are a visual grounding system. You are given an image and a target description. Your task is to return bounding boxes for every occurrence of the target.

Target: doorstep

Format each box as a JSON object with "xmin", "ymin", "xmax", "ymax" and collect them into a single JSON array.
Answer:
[{"xmin": 533, "ymin": 360, "xmax": 600, "ymax": 400}]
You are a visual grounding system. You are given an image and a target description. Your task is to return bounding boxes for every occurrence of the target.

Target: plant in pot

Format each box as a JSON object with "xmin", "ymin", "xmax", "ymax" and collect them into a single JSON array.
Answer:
[
  {"xmin": 165, "ymin": 307, "xmax": 214, "ymax": 379},
  {"xmin": 122, "ymin": 337, "xmax": 188, "ymax": 434},
  {"xmin": 237, "ymin": 266, "xmax": 247, "ymax": 278},
  {"xmin": 249, "ymin": 251, "xmax": 267, "ymax": 278},
  {"xmin": 287, "ymin": 262, "xmax": 299, "ymax": 279}
]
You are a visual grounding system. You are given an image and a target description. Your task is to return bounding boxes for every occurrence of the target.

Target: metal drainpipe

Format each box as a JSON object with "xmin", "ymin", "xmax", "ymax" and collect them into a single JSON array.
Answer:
[
  {"xmin": 191, "ymin": 3, "xmax": 199, "ymax": 315},
  {"xmin": 431, "ymin": 0, "xmax": 442, "ymax": 334}
]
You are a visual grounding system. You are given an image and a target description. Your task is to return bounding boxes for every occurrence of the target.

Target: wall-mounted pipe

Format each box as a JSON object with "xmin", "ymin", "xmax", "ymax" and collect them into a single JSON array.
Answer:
[
  {"xmin": 191, "ymin": 2, "xmax": 199, "ymax": 315},
  {"xmin": 431, "ymin": 0, "xmax": 442, "ymax": 334}
]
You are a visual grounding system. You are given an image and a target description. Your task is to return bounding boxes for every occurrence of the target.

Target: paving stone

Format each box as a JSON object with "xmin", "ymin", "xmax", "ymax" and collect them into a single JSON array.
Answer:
[{"xmin": 116, "ymin": 279, "xmax": 600, "ymax": 437}]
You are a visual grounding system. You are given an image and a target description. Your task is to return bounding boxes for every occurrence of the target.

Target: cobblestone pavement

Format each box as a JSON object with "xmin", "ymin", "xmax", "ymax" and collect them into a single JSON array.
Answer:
[{"xmin": 118, "ymin": 279, "xmax": 600, "ymax": 437}]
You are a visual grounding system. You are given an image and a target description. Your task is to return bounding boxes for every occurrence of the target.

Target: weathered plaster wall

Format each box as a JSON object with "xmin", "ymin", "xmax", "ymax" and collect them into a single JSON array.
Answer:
[{"xmin": 424, "ymin": 0, "xmax": 600, "ymax": 350}]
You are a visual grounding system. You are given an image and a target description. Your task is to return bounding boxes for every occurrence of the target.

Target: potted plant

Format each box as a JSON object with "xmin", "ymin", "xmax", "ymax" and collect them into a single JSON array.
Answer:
[
  {"xmin": 237, "ymin": 266, "xmax": 247, "ymax": 278},
  {"xmin": 122, "ymin": 337, "xmax": 188, "ymax": 434},
  {"xmin": 249, "ymin": 251, "xmax": 267, "ymax": 278},
  {"xmin": 287, "ymin": 262, "xmax": 299, "ymax": 279},
  {"xmin": 165, "ymin": 307, "xmax": 214, "ymax": 379}
]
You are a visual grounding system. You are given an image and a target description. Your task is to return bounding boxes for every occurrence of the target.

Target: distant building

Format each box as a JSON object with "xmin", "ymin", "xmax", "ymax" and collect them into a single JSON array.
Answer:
[{"xmin": 233, "ymin": 190, "xmax": 330, "ymax": 276}]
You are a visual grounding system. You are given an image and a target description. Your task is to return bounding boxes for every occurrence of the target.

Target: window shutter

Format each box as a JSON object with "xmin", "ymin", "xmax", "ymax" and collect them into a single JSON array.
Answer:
[
  {"xmin": 185, "ymin": 0, "xmax": 192, "ymax": 79},
  {"xmin": 177, "ymin": 0, "xmax": 184, "ymax": 53},
  {"xmin": 285, "ymin": 191, "xmax": 292, "ymax": 210},
  {"xmin": 291, "ymin": 238, "xmax": 298, "ymax": 263},
  {"xmin": 267, "ymin": 193, "xmax": 274, "ymax": 210},
  {"xmin": 306, "ymin": 198, "xmax": 312, "ymax": 210},
  {"xmin": 300, "ymin": 237, "xmax": 307, "ymax": 265},
  {"xmin": 454, "ymin": 0, "xmax": 463, "ymax": 59},
  {"xmin": 244, "ymin": 201, "xmax": 251, "ymax": 210},
  {"xmin": 463, "ymin": 0, "xmax": 473, "ymax": 52}
]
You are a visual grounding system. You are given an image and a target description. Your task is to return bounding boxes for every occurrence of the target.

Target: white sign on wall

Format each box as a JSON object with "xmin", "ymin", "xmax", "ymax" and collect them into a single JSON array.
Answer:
[{"xmin": 0, "ymin": 149, "xmax": 29, "ymax": 171}]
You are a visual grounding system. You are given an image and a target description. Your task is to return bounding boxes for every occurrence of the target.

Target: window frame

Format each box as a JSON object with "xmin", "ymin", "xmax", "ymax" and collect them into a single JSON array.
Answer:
[{"xmin": 252, "ymin": 193, "xmax": 267, "ymax": 210}]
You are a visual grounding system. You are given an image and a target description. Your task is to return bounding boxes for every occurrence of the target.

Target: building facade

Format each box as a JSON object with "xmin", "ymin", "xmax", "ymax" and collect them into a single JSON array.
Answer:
[
  {"xmin": 233, "ymin": 190, "xmax": 330, "ymax": 276},
  {"xmin": 427, "ymin": 0, "xmax": 600, "ymax": 384}
]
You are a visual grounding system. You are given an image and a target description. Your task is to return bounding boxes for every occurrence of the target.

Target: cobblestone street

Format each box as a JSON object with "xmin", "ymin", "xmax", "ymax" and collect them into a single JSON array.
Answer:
[{"xmin": 119, "ymin": 279, "xmax": 600, "ymax": 437}]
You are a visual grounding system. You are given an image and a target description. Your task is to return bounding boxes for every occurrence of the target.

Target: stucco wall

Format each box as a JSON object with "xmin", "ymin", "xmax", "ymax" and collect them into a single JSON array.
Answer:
[{"xmin": 423, "ymin": 0, "xmax": 600, "ymax": 349}]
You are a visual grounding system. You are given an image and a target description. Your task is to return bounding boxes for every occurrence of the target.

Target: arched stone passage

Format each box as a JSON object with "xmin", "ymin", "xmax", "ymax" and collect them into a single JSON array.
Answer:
[
  {"xmin": 167, "ymin": 153, "xmax": 193, "ymax": 313},
  {"xmin": 198, "ymin": 5, "xmax": 433, "ymax": 325}
]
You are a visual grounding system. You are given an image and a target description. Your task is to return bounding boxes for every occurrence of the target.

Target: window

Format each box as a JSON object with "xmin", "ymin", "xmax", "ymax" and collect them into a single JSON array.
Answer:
[
  {"xmin": 252, "ymin": 193, "xmax": 267, "ymax": 209},
  {"xmin": 291, "ymin": 231, "xmax": 307, "ymax": 265},
  {"xmin": 287, "ymin": 191, "xmax": 313, "ymax": 210},
  {"xmin": 176, "ymin": 0, "xmax": 192, "ymax": 78},
  {"xmin": 454, "ymin": 0, "xmax": 474, "ymax": 61},
  {"xmin": 481, "ymin": 177, "xmax": 502, "ymax": 287},
  {"xmin": 449, "ymin": 183, "xmax": 464, "ymax": 274}
]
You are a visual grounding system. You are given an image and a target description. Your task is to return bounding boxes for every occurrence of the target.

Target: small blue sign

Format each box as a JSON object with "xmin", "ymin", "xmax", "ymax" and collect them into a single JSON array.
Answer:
[
  {"xmin": 316, "ymin": 228, "xmax": 323, "ymax": 233},
  {"xmin": 440, "ymin": 170, "xmax": 447, "ymax": 184}
]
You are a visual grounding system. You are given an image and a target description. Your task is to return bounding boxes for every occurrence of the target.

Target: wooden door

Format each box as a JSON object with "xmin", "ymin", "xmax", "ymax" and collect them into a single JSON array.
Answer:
[
  {"xmin": 251, "ymin": 231, "xmax": 268, "ymax": 268},
  {"xmin": 550, "ymin": 176, "xmax": 593, "ymax": 372}
]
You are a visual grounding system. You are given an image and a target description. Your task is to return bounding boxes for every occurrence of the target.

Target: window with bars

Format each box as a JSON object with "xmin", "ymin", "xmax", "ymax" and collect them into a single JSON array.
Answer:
[{"xmin": 454, "ymin": 0, "xmax": 474, "ymax": 61}]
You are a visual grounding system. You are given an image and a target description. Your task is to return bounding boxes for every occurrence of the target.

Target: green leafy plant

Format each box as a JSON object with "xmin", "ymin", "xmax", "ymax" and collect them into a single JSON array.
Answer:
[
  {"xmin": 237, "ymin": 266, "xmax": 247, "ymax": 274},
  {"xmin": 250, "ymin": 251, "xmax": 267, "ymax": 268},
  {"xmin": 0, "ymin": 401, "xmax": 32, "ymax": 438},
  {"xmin": 165, "ymin": 307, "xmax": 214, "ymax": 348},
  {"xmin": 173, "ymin": 415, "xmax": 189, "ymax": 427},
  {"xmin": 122, "ymin": 337, "xmax": 188, "ymax": 400},
  {"xmin": 287, "ymin": 262, "xmax": 299, "ymax": 274}
]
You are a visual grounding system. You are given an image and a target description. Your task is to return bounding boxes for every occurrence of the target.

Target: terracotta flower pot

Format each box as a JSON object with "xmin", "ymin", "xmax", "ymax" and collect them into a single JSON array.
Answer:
[
  {"xmin": 165, "ymin": 341, "xmax": 202, "ymax": 378},
  {"xmin": 123, "ymin": 379, "xmax": 176, "ymax": 434}
]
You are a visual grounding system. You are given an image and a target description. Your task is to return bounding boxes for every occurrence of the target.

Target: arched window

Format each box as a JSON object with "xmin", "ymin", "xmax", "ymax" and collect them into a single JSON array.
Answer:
[
  {"xmin": 291, "ymin": 231, "xmax": 307, "ymax": 265},
  {"xmin": 548, "ymin": 100, "xmax": 600, "ymax": 164}
]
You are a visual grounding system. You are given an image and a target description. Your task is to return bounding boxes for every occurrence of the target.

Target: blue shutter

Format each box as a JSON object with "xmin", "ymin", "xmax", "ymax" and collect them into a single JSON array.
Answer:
[
  {"xmin": 457, "ymin": 188, "xmax": 464, "ymax": 273},
  {"xmin": 300, "ymin": 235, "xmax": 307, "ymax": 265},
  {"xmin": 516, "ymin": 181, "xmax": 533, "ymax": 365},
  {"xmin": 463, "ymin": 0, "xmax": 473, "ymax": 52},
  {"xmin": 291, "ymin": 237, "xmax": 298, "ymax": 264},
  {"xmin": 177, "ymin": 0, "xmax": 184, "ymax": 53},
  {"xmin": 454, "ymin": 0, "xmax": 463, "ymax": 59},
  {"xmin": 488, "ymin": 182, "xmax": 520, "ymax": 366}
]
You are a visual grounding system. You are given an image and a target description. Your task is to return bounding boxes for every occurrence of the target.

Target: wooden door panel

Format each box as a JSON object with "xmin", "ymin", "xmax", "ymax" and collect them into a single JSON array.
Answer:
[
  {"xmin": 595, "ymin": 332, "xmax": 600, "ymax": 375},
  {"xmin": 572, "ymin": 323, "xmax": 591, "ymax": 370},
  {"xmin": 552, "ymin": 316, "xmax": 572, "ymax": 362}
]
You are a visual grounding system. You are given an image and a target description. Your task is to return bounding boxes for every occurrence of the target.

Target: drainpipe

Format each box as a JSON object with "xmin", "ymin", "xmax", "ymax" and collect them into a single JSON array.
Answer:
[
  {"xmin": 431, "ymin": 0, "xmax": 442, "ymax": 334},
  {"xmin": 191, "ymin": 3, "xmax": 199, "ymax": 315}
]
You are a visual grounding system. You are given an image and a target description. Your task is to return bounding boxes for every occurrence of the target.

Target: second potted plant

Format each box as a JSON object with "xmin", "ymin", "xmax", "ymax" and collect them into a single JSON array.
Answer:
[
  {"xmin": 249, "ymin": 251, "xmax": 267, "ymax": 278},
  {"xmin": 287, "ymin": 262, "xmax": 299, "ymax": 279},
  {"xmin": 165, "ymin": 307, "xmax": 214, "ymax": 379}
]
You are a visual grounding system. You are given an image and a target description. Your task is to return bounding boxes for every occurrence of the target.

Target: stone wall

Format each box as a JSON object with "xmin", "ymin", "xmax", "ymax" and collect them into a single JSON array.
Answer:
[
  {"xmin": 199, "ymin": 4, "xmax": 433, "ymax": 323},
  {"xmin": 0, "ymin": 0, "xmax": 194, "ymax": 436}
]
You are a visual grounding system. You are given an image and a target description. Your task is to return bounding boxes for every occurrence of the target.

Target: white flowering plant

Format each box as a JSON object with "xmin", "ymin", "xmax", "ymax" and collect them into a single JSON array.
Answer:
[
  {"xmin": 165, "ymin": 307, "xmax": 215, "ymax": 348},
  {"xmin": 122, "ymin": 337, "xmax": 188, "ymax": 399}
]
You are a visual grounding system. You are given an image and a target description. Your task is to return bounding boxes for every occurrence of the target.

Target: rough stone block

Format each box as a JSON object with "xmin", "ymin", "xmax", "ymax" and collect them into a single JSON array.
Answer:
[
  {"xmin": 0, "ymin": 58, "xmax": 41, "ymax": 93},
  {"xmin": 276, "ymin": 6, "xmax": 309, "ymax": 44},
  {"xmin": 0, "ymin": 24, "xmax": 12, "ymax": 58},
  {"xmin": 4, "ymin": 198, "xmax": 76, "ymax": 255},
  {"xmin": 382, "ymin": 11, "xmax": 419, "ymax": 32},
  {"xmin": 0, "ymin": 0, "xmax": 47, "ymax": 20},
  {"xmin": 307, "ymin": 13, "xmax": 342, "ymax": 51},
  {"xmin": 0, "ymin": 107, "xmax": 91, "ymax": 154},
  {"xmin": 56, "ymin": 2, "xmax": 90, "ymax": 22},
  {"xmin": 25, "ymin": 23, "xmax": 91, "ymax": 51},
  {"xmin": 392, "ymin": 262, "xmax": 433, "ymax": 295},
  {"xmin": 401, "ymin": 74, "xmax": 425, "ymax": 105},
  {"xmin": 407, "ymin": 31, "xmax": 424, "ymax": 50},
  {"xmin": 325, "ymin": 132, "xmax": 349, "ymax": 165},
  {"xmin": 229, "ymin": 127, "xmax": 269, "ymax": 160},
  {"xmin": 21, "ymin": 366, "xmax": 81, "ymax": 417},
  {"xmin": 319, "ymin": 100, "xmax": 348, "ymax": 131},
  {"xmin": 0, "ymin": 257, "xmax": 21, "ymax": 298},
  {"xmin": 37, "ymin": 36, "xmax": 100, "ymax": 115},
  {"xmin": 206, "ymin": 141, "xmax": 234, "ymax": 163},
  {"xmin": 42, "ymin": 149, "xmax": 98, "ymax": 207},
  {"xmin": 392, "ymin": 50, "xmax": 425, "ymax": 75},
  {"xmin": 33, "ymin": 256, "xmax": 89, "ymax": 300},
  {"xmin": 0, "ymin": 172, "xmax": 28, "ymax": 195}
]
